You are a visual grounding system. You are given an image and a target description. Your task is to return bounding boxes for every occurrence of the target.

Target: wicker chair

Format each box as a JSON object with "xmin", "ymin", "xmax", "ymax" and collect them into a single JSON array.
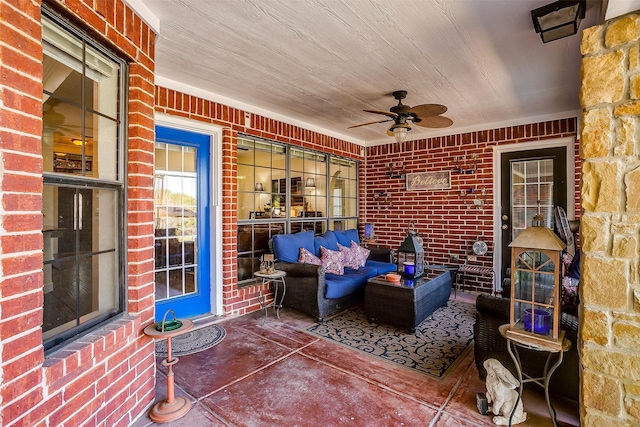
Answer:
[{"xmin": 474, "ymin": 293, "xmax": 579, "ymax": 402}]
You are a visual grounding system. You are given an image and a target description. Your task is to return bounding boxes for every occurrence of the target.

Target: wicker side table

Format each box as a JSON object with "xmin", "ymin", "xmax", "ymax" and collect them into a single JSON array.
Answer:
[{"xmin": 365, "ymin": 270, "xmax": 452, "ymax": 331}]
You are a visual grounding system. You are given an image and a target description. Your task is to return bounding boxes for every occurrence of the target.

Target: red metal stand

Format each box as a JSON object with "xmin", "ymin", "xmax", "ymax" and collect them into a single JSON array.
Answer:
[{"xmin": 144, "ymin": 317, "xmax": 194, "ymax": 423}]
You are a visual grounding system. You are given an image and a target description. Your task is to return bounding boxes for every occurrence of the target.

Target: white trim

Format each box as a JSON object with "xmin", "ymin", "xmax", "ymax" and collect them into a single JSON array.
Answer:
[
  {"xmin": 155, "ymin": 76, "xmax": 365, "ymax": 146},
  {"xmin": 124, "ymin": 0, "xmax": 160, "ymax": 34},
  {"xmin": 154, "ymin": 113, "xmax": 224, "ymax": 316},
  {"xmin": 492, "ymin": 136, "xmax": 576, "ymax": 293}
]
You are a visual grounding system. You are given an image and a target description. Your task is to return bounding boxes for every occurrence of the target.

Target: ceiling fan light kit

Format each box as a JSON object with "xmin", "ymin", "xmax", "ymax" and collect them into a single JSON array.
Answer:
[
  {"xmin": 531, "ymin": 0, "xmax": 585, "ymax": 43},
  {"xmin": 349, "ymin": 90, "xmax": 452, "ymax": 141}
]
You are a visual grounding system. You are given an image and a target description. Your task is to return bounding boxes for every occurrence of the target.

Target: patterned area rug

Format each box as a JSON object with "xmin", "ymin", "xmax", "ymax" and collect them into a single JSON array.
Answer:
[
  {"xmin": 155, "ymin": 324, "xmax": 226, "ymax": 359},
  {"xmin": 306, "ymin": 300, "xmax": 475, "ymax": 378}
]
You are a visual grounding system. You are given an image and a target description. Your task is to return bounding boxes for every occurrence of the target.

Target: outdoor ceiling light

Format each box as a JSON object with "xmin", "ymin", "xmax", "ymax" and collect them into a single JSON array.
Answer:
[
  {"xmin": 390, "ymin": 123, "xmax": 411, "ymax": 143},
  {"xmin": 531, "ymin": 0, "xmax": 585, "ymax": 43}
]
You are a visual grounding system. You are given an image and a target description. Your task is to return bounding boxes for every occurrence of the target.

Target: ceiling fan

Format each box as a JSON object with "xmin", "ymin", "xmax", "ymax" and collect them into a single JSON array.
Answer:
[{"xmin": 349, "ymin": 90, "xmax": 453, "ymax": 142}]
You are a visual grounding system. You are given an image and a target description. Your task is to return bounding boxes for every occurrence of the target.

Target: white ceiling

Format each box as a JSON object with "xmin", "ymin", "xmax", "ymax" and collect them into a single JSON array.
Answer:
[{"xmin": 133, "ymin": 0, "xmax": 607, "ymax": 145}]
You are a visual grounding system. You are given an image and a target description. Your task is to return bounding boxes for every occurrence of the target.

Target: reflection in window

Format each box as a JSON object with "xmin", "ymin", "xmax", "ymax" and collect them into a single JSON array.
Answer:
[
  {"xmin": 154, "ymin": 143, "xmax": 198, "ymax": 301},
  {"xmin": 236, "ymin": 136, "xmax": 359, "ymax": 284},
  {"xmin": 511, "ymin": 159, "xmax": 554, "ymax": 240},
  {"xmin": 41, "ymin": 10, "xmax": 126, "ymax": 351}
]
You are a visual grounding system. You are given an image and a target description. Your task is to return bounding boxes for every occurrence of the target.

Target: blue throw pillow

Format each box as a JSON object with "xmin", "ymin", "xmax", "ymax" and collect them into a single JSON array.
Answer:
[
  {"xmin": 314, "ymin": 231, "xmax": 338, "ymax": 256},
  {"xmin": 333, "ymin": 229, "xmax": 360, "ymax": 247},
  {"xmin": 272, "ymin": 230, "xmax": 315, "ymax": 263}
]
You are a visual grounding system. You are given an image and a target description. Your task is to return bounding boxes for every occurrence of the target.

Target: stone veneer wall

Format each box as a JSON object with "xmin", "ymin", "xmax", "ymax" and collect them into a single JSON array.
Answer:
[{"xmin": 579, "ymin": 13, "xmax": 640, "ymax": 426}]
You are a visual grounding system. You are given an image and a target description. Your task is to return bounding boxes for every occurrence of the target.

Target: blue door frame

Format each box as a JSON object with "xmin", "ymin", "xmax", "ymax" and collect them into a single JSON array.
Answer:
[{"xmin": 154, "ymin": 125, "xmax": 211, "ymax": 321}]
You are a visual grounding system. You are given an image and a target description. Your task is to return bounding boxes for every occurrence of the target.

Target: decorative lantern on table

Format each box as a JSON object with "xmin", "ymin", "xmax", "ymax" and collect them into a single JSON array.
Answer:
[
  {"xmin": 397, "ymin": 222, "xmax": 425, "ymax": 278},
  {"xmin": 507, "ymin": 214, "xmax": 566, "ymax": 350}
]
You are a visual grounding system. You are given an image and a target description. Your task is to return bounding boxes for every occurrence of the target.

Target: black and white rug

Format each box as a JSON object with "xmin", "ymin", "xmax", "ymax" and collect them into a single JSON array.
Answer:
[
  {"xmin": 155, "ymin": 324, "xmax": 226, "ymax": 359},
  {"xmin": 306, "ymin": 300, "xmax": 475, "ymax": 379}
]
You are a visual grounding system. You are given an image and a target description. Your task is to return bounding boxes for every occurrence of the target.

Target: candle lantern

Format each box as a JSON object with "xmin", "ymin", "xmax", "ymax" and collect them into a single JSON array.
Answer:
[
  {"xmin": 507, "ymin": 214, "xmax": 566, "ymax": 350},
  {"xmin": 397, "ymin": 223, "xmax": 424, "ymax": 278}
]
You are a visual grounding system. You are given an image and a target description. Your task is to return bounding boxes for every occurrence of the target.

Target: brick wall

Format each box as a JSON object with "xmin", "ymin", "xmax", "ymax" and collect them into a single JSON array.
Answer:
[
  {"xmin": 0, "ymin": 1, "xmax": 156, "ymax": 425},
  {"xmin": 579, "ymin": 14, "xmax": 640, "ymax": 426},
  {"xmin": 365, "ymin": 120, "xmax": 580, "ymax": 292},
  {"xmin": 155, "ymin": 88, "xmax": 364, "ymax": 315}
]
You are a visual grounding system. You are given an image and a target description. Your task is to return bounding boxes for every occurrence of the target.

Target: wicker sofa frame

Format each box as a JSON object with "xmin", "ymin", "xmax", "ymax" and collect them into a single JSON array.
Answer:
[
  {"xmin": 274, "ymin": 247, "xmax": 394, "ymax": 322},
  {"xmin": 474, "ymin": 293, "xmax": 579, "ymax": 402}
]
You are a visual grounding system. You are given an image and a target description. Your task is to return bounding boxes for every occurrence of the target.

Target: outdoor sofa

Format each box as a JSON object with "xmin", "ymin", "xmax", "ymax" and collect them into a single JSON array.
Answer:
[{"xmin": 271, "ymin": 229, "xmax": 396, "ymax": 321}]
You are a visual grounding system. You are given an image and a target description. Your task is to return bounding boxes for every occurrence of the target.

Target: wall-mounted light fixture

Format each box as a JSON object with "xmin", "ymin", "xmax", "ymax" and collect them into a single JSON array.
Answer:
[
  {"xmin": 72, "ymin": 139, "xmax": 84, "ymax": 146},
  {"xmin": 305, "ymin": 177, "xmax": 316, "ymax": 188},
  {"xmin": 254, "ymin": 182, "xmax": 264, "ymax": 192},
  {"xmin": 531, "ymin": 0, "xmax": 585, "ymax": 43}
]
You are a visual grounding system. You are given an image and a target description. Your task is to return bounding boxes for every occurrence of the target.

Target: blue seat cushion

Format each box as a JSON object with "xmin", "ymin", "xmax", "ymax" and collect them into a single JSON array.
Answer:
[
  {"xmin": 314, "ymin": 231, "xmax": 339, "ymax": 256},
  {"xmin": 324, "ymin": 266, "xmax": 378, "ymax": 299},
  {"xmin": 333, "ymin": 229, "xmax": 360, "ymax": 247},
  {"xmin": 365, "ymin": 260, "xmax": 397, "ymax": 275},
  {"xmin": 272, "ymin": 230, "xmax": 315, "ymax": 263}
]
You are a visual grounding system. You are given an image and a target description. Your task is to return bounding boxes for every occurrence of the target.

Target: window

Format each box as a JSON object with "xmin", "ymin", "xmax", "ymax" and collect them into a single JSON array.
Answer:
[
  {"xmin": 41, "ymin": 8, "xmax": 127, "ymax": 351},
  {"xmin": 236, "ymin": 135, "xmax": 359, "ymax": 284}
]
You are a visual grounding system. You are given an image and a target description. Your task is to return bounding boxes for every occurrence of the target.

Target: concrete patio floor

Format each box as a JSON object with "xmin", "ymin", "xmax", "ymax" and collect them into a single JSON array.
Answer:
[{"xmin": 132, "ymin": 292, "xmax": 579, "ymax": 427}]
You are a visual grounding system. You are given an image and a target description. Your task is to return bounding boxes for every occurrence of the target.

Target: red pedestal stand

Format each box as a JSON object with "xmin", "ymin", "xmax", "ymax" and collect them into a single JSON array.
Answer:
[{"xmin": 144, "ymin": 317, "xmax": 194, "ymax": 423}]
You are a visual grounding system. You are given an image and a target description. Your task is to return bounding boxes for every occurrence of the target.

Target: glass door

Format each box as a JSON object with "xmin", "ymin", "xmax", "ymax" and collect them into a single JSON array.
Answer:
[
  {"xmin": 154, "ymin": 126, "xmax": 211, "ymax": 321},
  {"xmin": 500, "ymin": 147, "xmax": 567, "ymax": 282}
]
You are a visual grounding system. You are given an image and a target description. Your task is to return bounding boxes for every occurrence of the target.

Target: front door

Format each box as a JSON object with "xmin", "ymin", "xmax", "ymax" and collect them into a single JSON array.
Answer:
[
  {"xmin": 154, "ymin": 126, "xmax": 211, "ymax": 321},
  {"xmin": 499, "ymin": 147, "xmax": 567, "ymax": 283}
]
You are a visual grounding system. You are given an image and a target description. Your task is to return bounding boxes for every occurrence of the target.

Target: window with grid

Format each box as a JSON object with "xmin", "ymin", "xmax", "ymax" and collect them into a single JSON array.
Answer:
[
  {"xmin": 236, "ymin": 135, "xmax": 359, "ymax": 284},
  {"xmin": 41, "ymin": 8, "xmax": 127, "ymax": 351}
]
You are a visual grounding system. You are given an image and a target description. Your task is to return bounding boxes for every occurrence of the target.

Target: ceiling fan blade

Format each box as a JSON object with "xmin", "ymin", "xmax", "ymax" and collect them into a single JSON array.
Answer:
[
  {"xmin": 414, "ymin": 115, "xmax": 453, "ymax": 128},
  {"xmin": 348, "ymin": 118, "xmax": 392, "ymax": 129},
  {"xmin": 363, "ymin": 109, "xmax": 398, "ymax": 118},
  {"xmin": 409, "ymin": 104, "xmax": 448, "ymax": 118}
]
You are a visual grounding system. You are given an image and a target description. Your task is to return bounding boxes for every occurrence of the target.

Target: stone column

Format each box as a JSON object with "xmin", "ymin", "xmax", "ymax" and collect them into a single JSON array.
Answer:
[{"xmin": 580, "ymin": 13, "xmax": 640, "ymax": 426}]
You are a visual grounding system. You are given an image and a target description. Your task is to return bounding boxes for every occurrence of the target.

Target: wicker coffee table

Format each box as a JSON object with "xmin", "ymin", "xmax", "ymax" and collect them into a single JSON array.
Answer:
[{"xmin": 365, "ymin": 270, "xmax": 453, "ymax": 331}]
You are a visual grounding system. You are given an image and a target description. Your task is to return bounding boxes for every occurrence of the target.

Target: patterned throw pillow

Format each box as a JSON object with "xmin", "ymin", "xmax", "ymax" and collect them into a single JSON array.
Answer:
[
  {"xmin": 350, "ymin": 240, "xmax": 370, "ymax": 268},
  {"xmin": 338, "ymin": 243, "xmax": 360, "ymax": 269},
  {"xmin": 320, "ymin": 246, "xmax": 344, "ymax": 275},
  {"xmin": 298, "ymin": 247, "xmax": 321, "ymax": 265}
]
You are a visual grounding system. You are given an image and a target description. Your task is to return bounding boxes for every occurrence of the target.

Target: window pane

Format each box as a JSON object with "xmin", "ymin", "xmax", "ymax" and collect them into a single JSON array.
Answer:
[
  {"xmin": 42, "ymin": 188, "xmax": 118, "ymax": 341},
  {"xmin": 42, "ymin": 12, "xmax": 124, "ymax": 351}
]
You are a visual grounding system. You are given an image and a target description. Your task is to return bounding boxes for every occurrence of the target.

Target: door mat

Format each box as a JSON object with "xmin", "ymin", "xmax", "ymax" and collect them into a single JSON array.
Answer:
[
  {"xmin": 155, "ymin": 324, "xmax": 226, "ymax": 359},
  {"xmin": 306, "ymin": 300, "xmax": 475, "ymax": 379}
]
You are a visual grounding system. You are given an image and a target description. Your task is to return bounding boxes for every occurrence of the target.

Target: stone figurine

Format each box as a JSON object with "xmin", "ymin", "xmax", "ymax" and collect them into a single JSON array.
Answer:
[{"xmin": 483, "ymin": 358, "xmax": 527, "ymax": 425}]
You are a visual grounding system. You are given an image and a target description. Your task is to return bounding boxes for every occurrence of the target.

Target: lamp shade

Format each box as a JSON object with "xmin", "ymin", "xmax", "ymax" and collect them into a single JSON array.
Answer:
[
  {"xmin": 305, "ymin": 177, "xmax": 316, "ymax": 188},
  {"xmin": 254, "ymin": 182, "xmax": 264, "ymax": 192},
  {"xmin": 531, "ymin": 0, "xmax": 585, "ymax": 43}
]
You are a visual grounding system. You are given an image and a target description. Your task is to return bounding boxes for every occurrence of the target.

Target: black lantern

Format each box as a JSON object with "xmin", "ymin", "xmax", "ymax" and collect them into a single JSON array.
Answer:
[
  {"xmin": 531, "ymin": 0, "xmax": 585, "ymax": 43},
  {"xmin": 397, "ymin": 223, "xmax": 424, "ymax": 278}
]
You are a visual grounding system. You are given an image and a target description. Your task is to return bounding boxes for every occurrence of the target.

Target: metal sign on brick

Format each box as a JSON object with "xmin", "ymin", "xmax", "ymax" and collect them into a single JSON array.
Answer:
[{"xmin": 406, "ymin": 171, "xmax": 451, "ymax": 190}]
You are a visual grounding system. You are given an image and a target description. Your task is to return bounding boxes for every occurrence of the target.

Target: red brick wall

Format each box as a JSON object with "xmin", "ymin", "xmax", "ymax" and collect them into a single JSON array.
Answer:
[
  {"xmin": 365, "ymin": 119, "xmax": 580, "ymax": 292},
  {"xmin": 0, "ymin": 1, "xmax": 156, "ymax": 425},
  {"xmin": 156, "ymin": 88, "xmax": 364, "ymax": 315}
]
